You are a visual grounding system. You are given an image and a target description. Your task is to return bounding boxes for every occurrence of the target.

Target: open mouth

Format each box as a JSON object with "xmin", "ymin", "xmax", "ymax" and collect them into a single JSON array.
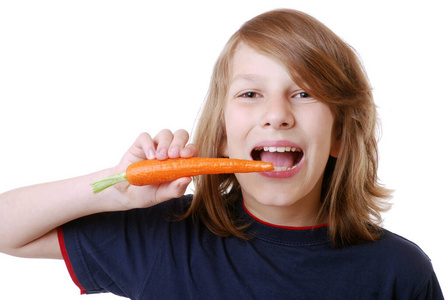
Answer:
[{"xmin": 251, "ymin": 146, "xmax": 303, "ymax": 171}]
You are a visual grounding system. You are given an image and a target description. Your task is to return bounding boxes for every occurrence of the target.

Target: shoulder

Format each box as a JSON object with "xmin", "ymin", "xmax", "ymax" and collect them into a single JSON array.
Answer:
[
  {"xmin": 375, "ymin": 229, "xmax": 431, "ymax": 266},
  {"xmin": 368, "ymin": 230, "xmax": 437, "ymax": 291},
  {"xmin": 359, "ymin": 229, "xmax": 434, "ymax": 277},
  {"xmin": 333, "ymin": 229, "xmax": 432, "ymax": 276},
  {"xmin": 60, "ymin": 194, "xmax": 196, "ymax": 297},
  {"xmin": 373, "ymin": 230, "xmax": 444, "ymax": 298}
]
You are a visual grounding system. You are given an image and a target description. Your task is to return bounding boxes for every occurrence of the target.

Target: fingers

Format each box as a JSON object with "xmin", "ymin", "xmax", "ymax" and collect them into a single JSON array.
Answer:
[
  {"xmin": 170, "ymin": 130, "xmax": 199, "ymax": 158},
  {"xmin": 180, "ymin": 143, "xmax": 199, "ymax": 158},
  {"xmin": 129, "ymin": 132, "xmax": 156, "ymax": 160},
  {"xmin": 153, "ymin": 129, "xmax": 196, "ymax": 160},
  {"xmin": 127, "ymin": 129, "xmax": 197, "ymax": 165},
  {"xmin": 117, "ymin": 130, "xmax": 198, "ymax": 208},
  {"xmin": 157, "ymin": 129, "xmax": 188, "ymax": 159}
]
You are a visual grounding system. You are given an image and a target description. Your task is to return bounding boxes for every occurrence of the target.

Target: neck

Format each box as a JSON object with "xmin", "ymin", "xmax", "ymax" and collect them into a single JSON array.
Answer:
[
  {"xmin": 243, "ymin": 198, "xmax": 326, "ymax": 228},
  {"xmin": 241, "ymin": 173, "xmax": 328, "ymax": 227},
  {"xmin": 242, "ymin": 200, "xmax": 328, "ymax": 229}
]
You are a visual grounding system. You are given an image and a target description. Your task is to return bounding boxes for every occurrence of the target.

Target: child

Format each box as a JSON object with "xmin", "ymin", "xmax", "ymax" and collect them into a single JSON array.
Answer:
[{"xmin": 0, "ymin": 9, "xmax": 443, "ymax": 299}]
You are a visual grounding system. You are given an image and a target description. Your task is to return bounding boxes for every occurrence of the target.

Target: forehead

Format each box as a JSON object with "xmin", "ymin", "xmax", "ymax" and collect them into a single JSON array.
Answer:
[{"xmin": 230, "ymin": 43, "xmax": 291, "ymax": 83}]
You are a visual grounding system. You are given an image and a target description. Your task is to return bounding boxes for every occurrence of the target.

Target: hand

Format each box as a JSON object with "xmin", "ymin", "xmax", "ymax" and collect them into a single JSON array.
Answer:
[{"xmin": 112, "ymin": 130, "xmax": 199, "ymax": 209}]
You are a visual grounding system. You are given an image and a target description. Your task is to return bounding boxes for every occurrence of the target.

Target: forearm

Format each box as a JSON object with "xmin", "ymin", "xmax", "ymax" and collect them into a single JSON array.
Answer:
[
  {"xmin": 0, "ymin": 168, "xmax": 124, "ymax": 254},
  {"xmin": 0, "ymin": 130, "xmax": 198, "ymax": 258}
]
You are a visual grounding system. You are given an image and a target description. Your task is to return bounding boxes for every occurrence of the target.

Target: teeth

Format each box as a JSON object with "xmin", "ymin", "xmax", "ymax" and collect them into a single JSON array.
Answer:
[
  {"xmin": 274, "ymin": 165, "xmax": 298, "ymax": 171},
  {"xmin": 252, "ymin": 146, "xmax": 302, "ymax": 172},
  {"xmin": 261, "ymin": 146, "xmax": 301, "ymax": 153}
]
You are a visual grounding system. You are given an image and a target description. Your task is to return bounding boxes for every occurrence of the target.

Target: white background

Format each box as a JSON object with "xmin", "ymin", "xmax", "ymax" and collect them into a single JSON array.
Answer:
[{"xmin": 1, "ymin": 1, "xmax": 446, "ymax": 298}]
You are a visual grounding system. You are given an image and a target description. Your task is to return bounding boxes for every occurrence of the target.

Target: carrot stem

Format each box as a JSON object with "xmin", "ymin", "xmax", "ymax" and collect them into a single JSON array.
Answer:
[{"xmin": 91, "ymin": 172, "xmax": 127, "ymax": 194}]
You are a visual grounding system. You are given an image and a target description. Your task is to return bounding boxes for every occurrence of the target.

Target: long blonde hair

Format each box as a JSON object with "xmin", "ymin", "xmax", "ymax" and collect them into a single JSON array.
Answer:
[{"xmin": 185, "ymin": 9, "xmax": 391, "ymax": 247}]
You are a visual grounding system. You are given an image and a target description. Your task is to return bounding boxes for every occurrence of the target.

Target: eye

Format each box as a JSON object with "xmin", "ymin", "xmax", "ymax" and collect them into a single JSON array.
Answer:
[
  {"xmin": 238, "ymin": 91, "xmax": 261, "ymax": 98},
  {"xmin": 294, "ymin": 91, "xmax": 311, "ymax": 99}
]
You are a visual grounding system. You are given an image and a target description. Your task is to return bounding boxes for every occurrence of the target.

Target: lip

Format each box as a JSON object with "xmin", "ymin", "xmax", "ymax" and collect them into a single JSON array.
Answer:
[{"xmin": 251, "ymin": 140, "xmax": 304, "ymax": 179}]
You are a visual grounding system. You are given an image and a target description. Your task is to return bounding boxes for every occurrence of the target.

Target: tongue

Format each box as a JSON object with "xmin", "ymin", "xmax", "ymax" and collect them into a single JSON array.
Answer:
[{"xmin": 260, "ymin": 151, "xmax": 295, "ymax": 168}]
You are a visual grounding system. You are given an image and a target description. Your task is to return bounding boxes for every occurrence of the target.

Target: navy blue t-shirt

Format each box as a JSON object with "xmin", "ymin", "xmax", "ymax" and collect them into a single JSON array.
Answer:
[{"xmin": 59, "ymin": 195, "xmax": 443, "ymax": 299}]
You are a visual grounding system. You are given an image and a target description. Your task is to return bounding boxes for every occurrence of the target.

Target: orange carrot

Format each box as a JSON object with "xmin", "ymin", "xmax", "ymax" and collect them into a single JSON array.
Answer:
[{"xmin": 91, "ymin": 158, "xmax": 274, "ymax": 194}]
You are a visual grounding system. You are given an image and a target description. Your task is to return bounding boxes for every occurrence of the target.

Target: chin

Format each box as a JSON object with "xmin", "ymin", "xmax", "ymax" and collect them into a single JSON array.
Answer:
[
  {"xmin": 242, "ymin": 188, "xmax": 304, "ymax": 208},
  {"xmin": 238, "ymin": 173, "xmax": 321, "ymax": 210}
]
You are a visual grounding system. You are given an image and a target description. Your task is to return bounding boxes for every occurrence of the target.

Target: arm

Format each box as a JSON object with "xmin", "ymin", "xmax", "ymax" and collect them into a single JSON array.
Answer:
[{"xmin": 0, "ymin": 130, "xmax": 198, "ymax": 259}]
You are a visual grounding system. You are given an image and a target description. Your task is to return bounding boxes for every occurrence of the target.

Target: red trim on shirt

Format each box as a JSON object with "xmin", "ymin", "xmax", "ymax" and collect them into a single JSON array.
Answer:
[
  {"xmin": 57, "ymin": 226, "xmax": 87, "ymax": 295},
  {"xmin": 242, "ymin": 201, "xmax": 329, "ymax": 230}
]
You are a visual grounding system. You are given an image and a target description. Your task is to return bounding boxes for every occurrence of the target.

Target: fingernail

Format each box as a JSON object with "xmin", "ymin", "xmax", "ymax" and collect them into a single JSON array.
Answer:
[
  {"xmin": 157, "ymin": 148, "xmax": 167, "ymax": 159},
  {"xmin": 148, "ymin": 149, "xmax": 156, "ymax": 159},
  {"xmin": 169, "ymin": 146, "xmax": 180, "ymax": 157},
  {"xmin": 181, "ymin": 148, "xmax": 192, "ymax": 157}
]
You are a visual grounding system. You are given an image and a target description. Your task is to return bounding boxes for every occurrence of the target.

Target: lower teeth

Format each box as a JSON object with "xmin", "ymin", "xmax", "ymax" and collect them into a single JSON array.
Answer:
[{"xmin": 274, "ymin": 165, "xmax": 297, "ymax": 171}]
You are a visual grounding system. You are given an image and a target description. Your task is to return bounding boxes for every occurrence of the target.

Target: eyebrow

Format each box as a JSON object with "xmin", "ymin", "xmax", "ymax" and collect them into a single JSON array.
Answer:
[{"xmin": 231, "ymin": 73, "xmax": 262, "ymax": 83}]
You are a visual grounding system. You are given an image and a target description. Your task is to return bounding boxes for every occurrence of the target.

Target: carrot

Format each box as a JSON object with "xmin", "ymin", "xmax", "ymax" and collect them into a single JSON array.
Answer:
[{"xmin": 91, "ymin": 158, "xmax": 274, "ymax": 194}]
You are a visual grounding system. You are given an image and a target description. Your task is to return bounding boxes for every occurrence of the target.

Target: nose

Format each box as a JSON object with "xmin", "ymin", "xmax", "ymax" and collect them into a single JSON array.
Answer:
[{"xmin": 261, "ymin": 96, "xmax": 295, "ymax": 129}]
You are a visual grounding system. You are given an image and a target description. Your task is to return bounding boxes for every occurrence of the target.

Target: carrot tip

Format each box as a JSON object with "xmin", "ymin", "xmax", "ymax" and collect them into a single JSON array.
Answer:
[{"xmin": 90, "ymin": 172, "xmax": 127, "ymax": 194}]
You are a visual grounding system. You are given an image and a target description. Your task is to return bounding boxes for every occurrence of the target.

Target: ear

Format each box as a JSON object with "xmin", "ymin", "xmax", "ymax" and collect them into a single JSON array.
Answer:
[
  {"xmin": 330, "ymin": 122, "xmax": 342, "ymax": 158},
  {"xmin": 330, "ymin": 137, "xmax": 341, "ymax": 158},
  {"xmin": 220, "ymin": 137, "xmax": 229, "ymax": 158}
]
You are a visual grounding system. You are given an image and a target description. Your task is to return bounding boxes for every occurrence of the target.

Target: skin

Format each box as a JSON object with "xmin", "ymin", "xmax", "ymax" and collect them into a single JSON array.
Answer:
[
  {"xmin": 222, "ymin": 43, "xmax": 339, "ymax": 227},
  {"xmin": 0, "ymin": 130, "xmax": 199, "ymax": 259}
]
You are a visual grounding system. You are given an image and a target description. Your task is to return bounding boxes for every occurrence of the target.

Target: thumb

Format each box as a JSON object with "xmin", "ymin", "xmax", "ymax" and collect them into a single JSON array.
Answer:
[{"xmin": 156, "ymin": 177, "xmax": 192, "ymax": 201}]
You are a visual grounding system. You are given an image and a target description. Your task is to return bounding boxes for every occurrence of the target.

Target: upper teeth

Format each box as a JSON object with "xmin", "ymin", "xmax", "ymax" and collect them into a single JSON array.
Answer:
[{"xmin": 255, "ymin": 146, "xmax": 302, "ymax": 153}]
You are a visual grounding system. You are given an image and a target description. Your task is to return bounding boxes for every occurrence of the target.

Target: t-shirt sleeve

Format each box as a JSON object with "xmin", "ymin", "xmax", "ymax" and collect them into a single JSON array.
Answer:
[
  {"xmin": 382, "ymin": 231, "xmax": 445, "ymax": 300},
  {"xmin": 413, "ymin": 270, "xmax": 445, "ymax": 300},
  {"xmin": 57, "ymin": 196, "xmax": 191, "ymax": 298}
]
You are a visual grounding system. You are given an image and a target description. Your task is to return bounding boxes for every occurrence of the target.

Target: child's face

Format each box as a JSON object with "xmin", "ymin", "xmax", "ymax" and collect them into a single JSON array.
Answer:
[{"xmin": 222, "ymin": 43, "xmax": 339, "ymax": 222}]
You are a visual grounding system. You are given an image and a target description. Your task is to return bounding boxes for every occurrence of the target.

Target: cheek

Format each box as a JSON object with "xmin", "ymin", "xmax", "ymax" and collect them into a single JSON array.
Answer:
[
  {"xmin": 303, "ymin": 105, "xmax": 335, "ymax": 149},
  {"xmin": 225, "ymin": 104, "xmax": 247, "ymax": 125},
  {"xmin": 224, "ymin": 105, "xmax": 247, "ymax": 137},
  {"xmin": 224, "ymin": 104, "xmax": 259, "ymax": 160},
  {"xmin": 222, "ymin": 106, "xmax": 243, "ymax": 157}
]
